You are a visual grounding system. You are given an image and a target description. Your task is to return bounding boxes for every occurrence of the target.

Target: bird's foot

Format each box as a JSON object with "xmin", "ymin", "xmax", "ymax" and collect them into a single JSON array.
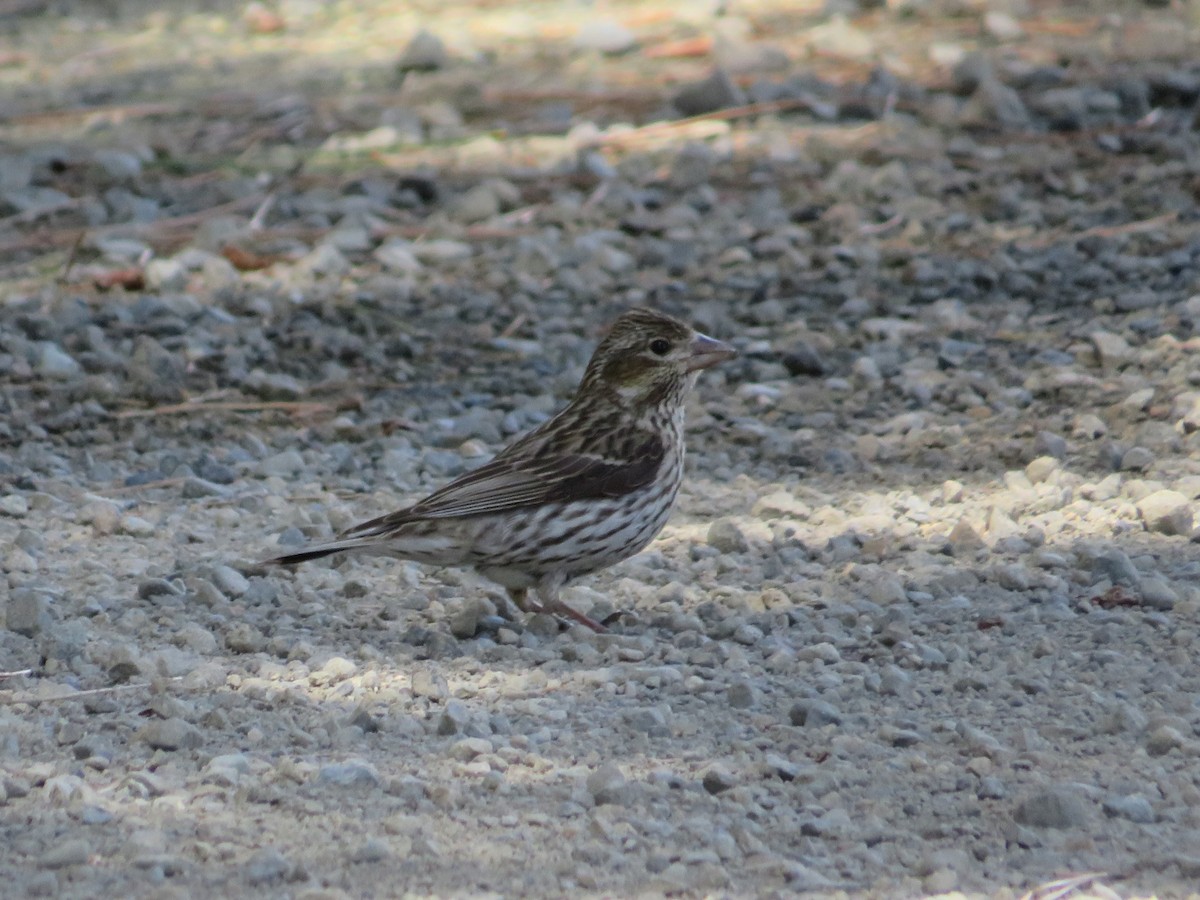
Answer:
[
  {"xmin": 600, "ymin": 609, "xmax": 634, "ymax": 628},
  {"xmin": 516, "ymin": 585, "xmax": 608, "ymax": 633},
  {"xmin": 547, "ymin": 600, "xmax": 609, "ymax": 634}
]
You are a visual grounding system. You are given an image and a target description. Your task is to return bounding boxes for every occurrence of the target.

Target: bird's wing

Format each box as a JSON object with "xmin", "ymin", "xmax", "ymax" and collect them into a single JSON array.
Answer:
[{"xmin": 341, "ymin": 435, "xmax": 665, "ymax": 537}]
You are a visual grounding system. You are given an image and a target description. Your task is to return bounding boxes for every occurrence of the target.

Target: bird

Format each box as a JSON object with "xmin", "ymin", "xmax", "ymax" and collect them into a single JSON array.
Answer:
[{"xmin": 263, "ymin": 308, "xmax": 736, "ymax": 633}]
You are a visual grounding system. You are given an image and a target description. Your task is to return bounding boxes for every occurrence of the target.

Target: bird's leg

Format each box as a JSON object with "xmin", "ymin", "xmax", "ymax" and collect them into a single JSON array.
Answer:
[
  {"xmin": 505, "ymin": 587, "xmax": 540, "ymax": 618},
  {"xmin": 536, "ymin": 577, "xmax": 608, "ymax": 634}
]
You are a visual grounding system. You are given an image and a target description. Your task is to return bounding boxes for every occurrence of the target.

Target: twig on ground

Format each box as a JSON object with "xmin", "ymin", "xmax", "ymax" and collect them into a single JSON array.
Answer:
[
  {"xmin": 1021, "ymin": 211, "xmax": 1179, "ymax": 249},
  {"xmin": 371, "ymin": 223, "xmax": 533, "ymax": 241},
  {"xmin": 0, "ymin": 677, "xmax": 184, "ymax": 707},
  {"xmin": 248, "ymin": 193, "xmax": 277, "ymax": 231},
  {"xmin": 114, "ymin": 399, "xmax": 335, "ymax": 420},
  {"xmin": 4, "ymin": 100, "xmax": 181, "ymax": 128},
  {"xmin": 102, "ymin": 477, "xmax": 187, "ymax": 494},
  {"xmin": 499, "ymin": 313, "xmax": 527, "ymax": 339},
  {"xmin": 0, "ymin": 194, "xmax": 267, "ymax": 259},
  {"xmin": 58, "ymin": 230, "xmax": 86, "ymax": 284},
  {"xmin": 585, "ymin": 98, "xmax": 814, "ymax": 148},
  {"xmin": 860, "ymin": 213, "xmax": 904, "ymax": 236}
]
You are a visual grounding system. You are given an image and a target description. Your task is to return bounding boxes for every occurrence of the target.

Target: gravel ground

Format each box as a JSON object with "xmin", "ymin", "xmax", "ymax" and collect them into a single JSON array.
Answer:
[{"xmin": 4, "ymin": 1, "xmax": 1200, "ymax": 897}]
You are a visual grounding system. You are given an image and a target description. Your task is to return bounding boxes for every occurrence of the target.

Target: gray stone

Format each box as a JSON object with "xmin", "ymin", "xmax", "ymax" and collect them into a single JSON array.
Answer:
[
  {"xmin": 452, "ymin": 184, "xmax": 500, "ymax": 223},
  {"xmin": 779, "ymin": 340, "xmax": 827, "ymax": 377},
  {"xmin": 979, "ymin": 776, "xmax": 1007, "ymax": 799},
  {"xmin": 727, "ymin": 679, "xmax": 758, "ymax": 709},
  {"xmin": 374, "ymin": 240, "xmax": 423, "ymax": 274},
  {"xmin": 1102, "ymin": 793, "xmax": 1156, "ymax": 823},
  {"xmin": 137, "ymin": 578, "xmax": 183, "ymax": 600},
  {"xmin": 807, "ymin": 15, "xmax": 874, "ymax": 60},
  {"xmin": 1146, "ymin": 725, "xmax": 1187, "ymax": 756},
  {"xmin": 93, "ymin": 148, "xmax": 143, "ymax": 180},
  {"xmin": 984, "ymin": 10, "xmax": 1023, "ymax": 40},
  {"xmin": 1073, "ymin": 413, "xmax": 1107, "ymax": 440},
  {"xmin": 1024, "ymin": 456, "xmax": 1059, "ymax": 484},
  {"xmin": 947, "ymin": 519, "xmax": 986, "ymax": 555},
  {"xmin": 139, "ymin": 718, "xmax": 203, "ymax": 751},
  {"xmin": 0, "ymin": 494, "xmax": 28, "ymax": 517},
  {"xmin": 436, "ymin": 700, "xmax": 472, "ymax": 735},
  {"xmin": 1090, "ymin": 330, "xmax": 1132, "ymax": 369},
  {"xmin": 225, "ymin": 622, "xmax": 267, "ymax": 653},
  {"xmin": 144, "ymin": 257, "xmax": 187, "ymax": 291},
  {"xmin": 573, "ymin": 19, "xmax": 637, "ymax": 54},
  {"xmin": 398, "ymin": 29, "xmax": 449, "ymax": 71},
  {"xmin": 624, "ymin": 706, "xmax": 670, "ymax": 735},
  {"xmin": 298, "ymin": 244, "xmax": 349, "ymax": 277},
  {"xmin": 180, "ymin": 476, "xmax": 230, "ymax": 499},
  {"xmin": 868, "ymin": 574, "xmax": 907, "ymax": 605},
  {"xmin": 412, "ymin": 240, "xmax": 472, "ymax": 263},
  {"xmin": 802, "ymin": 807, "xmax": 855, "ymax": 838},
  {"xmin": 205, "ymin": 753, "xmax": 252, "ymax": 786},
  {"xmin": 708, "ymin": 518, "xmax": 749, "ymax": 554},
  {"xmin": 1099, "ymin": 702, "xmax": 1148, "ymax": 736},
  {"xmin": 245, "ymin": 848, "xmax": 295, "ymax": 885},
  {"xmin": 1032, "ymin": 87, "xmax": 1087, "ymax": 128},
  {"xmin": 962, "ymin": 77, "xmax": 1031, "ymax": 129},
  {"xmin": 318, "ymin": 759, "xmax": 382, "ymax": 788},
  {"xmin": 1121, "ymin": 447, "xmax": 1155, "ymax": 473},
  {"xmin": 243, "ymin": 370, "xmax": 306, "ymax": 401},
  {"xmin": 6, "ymin": 589, "xmax": 48, "ymax": 636},
  {"xmin": 587, "ymin": 763, "xmax": 631, "ymax": 806},
  {"xmin": 995, "ymin": 563, "xmax": 1031, "ymax": 591},
  {"xmin": 351, "ymin": 837, "xmax": 390, "ymax": 864},
  {"xmin": 1034, "ymin": 431, "xmax": 1068, "ymax": 459},
  {"xmin": 0, "ymin": 152, "xmax": 33, "ymax": 192},
  {"xmin": 210, "ymin": 564, "xmax": 250, "ymax": 598},
  {"xmin": 789, "ymin": 699, "xmax": 842, "ymax": 727},
  {"xmin": 36, "ymin": 343, "xmax": 81, "ymax": 379},
  {"xmin": 1139, "ymin": 577, "xmax": 1178, "ymax": 611},
  {"xmin": 1115, "ymin": 290, "xmax": 1160, "ymax": 312},
  {"xmin": 701, "ymin": 764, "xmax": 737, "ymax": 795},
  {"xmin": 763, "ymin": 752, "xmax": 800, "ymax": 781},
  {"xmin": 449, "ymin": 601, "xmax": 487, "ymax": 640},
  {"xmin": 448, "ymin": 737, "xmax": 491, "ymax": 761},
  {"xmin": 412, "ymin": 669, "xmax": 449, "ymax": 701},
  {"xmin": 1013, "ymin": 786, "xmax": 1089, "ymax": 828},
  {"xmin": 879, "ymin": 665, "xmax": 911, "ymax": 696},
  {"xmin": 314, "ymin": 656, "xmax": 357, "ymax": 683},
  {"xmin": 128, "ymin": 336, "xmax": 186, "ymax": 402},
  {"xmin": 118, "ymin": 514, "xmax": 155, "ymax": 537},
  {"xmin": 259, "ymin": 449, "xmax": 305, "ymax": 478},
  {"xmin": 951, "ymin": 52, "xmax": 992, "ymax": 94},
  {"xmin": 1087, "ymin": 547, "xmax": 1141, "ymax": 586},
  {"xmin": 672, "ymin": 68, "xmax": 746, "ymax": 116},
  {"xmin": 39, "ymin": 839, "xmax": 89, "ymax": 869}
]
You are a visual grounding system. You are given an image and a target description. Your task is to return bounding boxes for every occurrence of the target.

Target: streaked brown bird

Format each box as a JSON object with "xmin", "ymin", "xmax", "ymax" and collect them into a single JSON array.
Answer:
[{"xmin": 264, "ymin": 308, "xmax": 735, "ymax": 632}]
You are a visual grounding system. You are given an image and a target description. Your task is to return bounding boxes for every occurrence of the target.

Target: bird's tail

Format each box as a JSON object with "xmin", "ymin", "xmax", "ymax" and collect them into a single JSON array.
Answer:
[{"xmin": 261, "ymin": 537, "xmax": 376, "ymax": 567}]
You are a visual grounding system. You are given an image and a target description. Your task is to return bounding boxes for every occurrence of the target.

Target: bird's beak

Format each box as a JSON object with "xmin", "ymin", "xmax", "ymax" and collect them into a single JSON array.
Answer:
[{"xmin": 685, "ymin": 332, "xmax": 737, "ymax": 372}]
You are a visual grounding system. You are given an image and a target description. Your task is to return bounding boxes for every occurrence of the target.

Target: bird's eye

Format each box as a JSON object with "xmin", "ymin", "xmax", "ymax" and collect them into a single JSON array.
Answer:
[{"xmin": 649, "ymin": 338, "xmax": 671, "ymax": 356}]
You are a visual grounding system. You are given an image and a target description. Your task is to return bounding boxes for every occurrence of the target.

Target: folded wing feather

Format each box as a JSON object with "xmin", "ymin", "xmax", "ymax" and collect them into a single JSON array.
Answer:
[{"xmin": 341, "ymin": 436, "xmax": 664, "ymax": 538}]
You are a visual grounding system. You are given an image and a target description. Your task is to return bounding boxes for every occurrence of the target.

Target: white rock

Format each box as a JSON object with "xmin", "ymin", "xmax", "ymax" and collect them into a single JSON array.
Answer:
[{"xmin": 1137, "ymin": 490, "xmax": 1192, "ymax": 536}]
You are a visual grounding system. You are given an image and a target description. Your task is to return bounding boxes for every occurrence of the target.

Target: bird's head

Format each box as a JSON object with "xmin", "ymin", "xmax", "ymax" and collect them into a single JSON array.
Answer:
[{"xmin": 579, "ymin": 308, "xmax": 736, "ymax": 409}]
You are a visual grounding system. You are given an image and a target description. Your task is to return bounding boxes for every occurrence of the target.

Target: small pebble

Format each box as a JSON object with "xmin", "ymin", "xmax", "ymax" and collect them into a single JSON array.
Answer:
[
  {"xmin": 318, "ymin": 760, "xmax": 382, "ymax": 788},
  {"xmin": 39, "ymin": 839, "xmax": 89, "ymax": 869},
  {"xmin": 701, "ymin": 765, "xmax": 737, "ymax": 795}
]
